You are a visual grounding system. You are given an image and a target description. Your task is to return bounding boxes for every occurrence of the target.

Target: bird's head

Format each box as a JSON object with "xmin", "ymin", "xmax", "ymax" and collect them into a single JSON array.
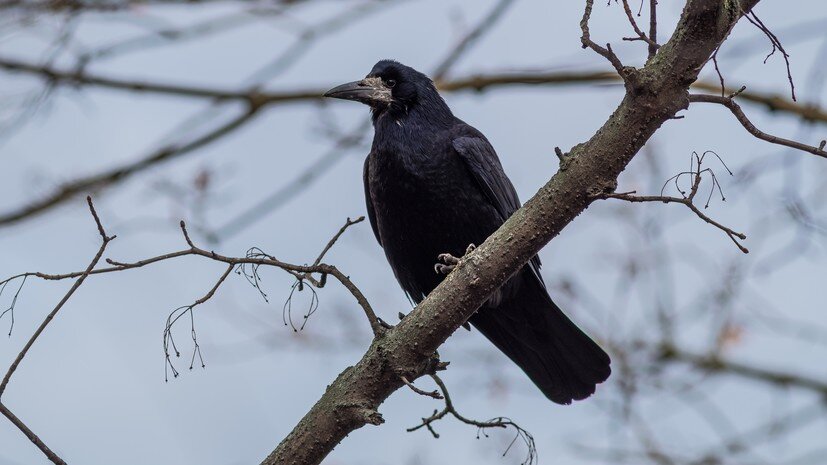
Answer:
[{"xmin": 324, "ymin": 60, "xmax": 448, "ymax": 121}]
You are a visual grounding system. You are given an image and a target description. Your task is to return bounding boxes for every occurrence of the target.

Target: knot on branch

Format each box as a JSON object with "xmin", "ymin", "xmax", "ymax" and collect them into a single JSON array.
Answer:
[
  {"xmin": 336, "ymin": 403, "xmax": 384, "ymax": 426},
  {"xmin": 554, "ymin": 146, "xmax": 574, "ymax": 171},
  {"xmin": 586, "ymin": 179, "xmax": 618, "ymax": 198}
]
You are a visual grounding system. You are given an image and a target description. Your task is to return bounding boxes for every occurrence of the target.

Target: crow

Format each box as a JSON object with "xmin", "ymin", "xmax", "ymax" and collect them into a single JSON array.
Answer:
[{"xmin": 324, "ymin": 60, "xmax": 610, "ymax": 404}]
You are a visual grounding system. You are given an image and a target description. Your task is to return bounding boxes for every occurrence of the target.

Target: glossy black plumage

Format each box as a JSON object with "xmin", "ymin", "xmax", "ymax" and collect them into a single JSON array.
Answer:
[{"xmin": 330, "ymin": 60, "xmax": 610, "ymax": 404}]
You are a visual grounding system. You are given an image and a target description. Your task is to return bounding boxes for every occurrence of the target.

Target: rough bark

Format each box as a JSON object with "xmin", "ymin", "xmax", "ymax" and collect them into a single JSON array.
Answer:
[{"xmin": 261, "ymin": 1, "xmax": 761, "ymax": 464}]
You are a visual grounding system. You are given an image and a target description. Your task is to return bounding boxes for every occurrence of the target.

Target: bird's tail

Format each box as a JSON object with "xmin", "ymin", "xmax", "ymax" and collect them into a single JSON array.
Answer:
[{"xmin": 469, "ymin": 270, "xmax": 611, "ymax": 404}]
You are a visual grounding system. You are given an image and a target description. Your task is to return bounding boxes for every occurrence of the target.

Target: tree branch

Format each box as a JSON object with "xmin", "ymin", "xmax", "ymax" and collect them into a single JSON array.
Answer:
[
  {"xmin": 3, "ymin": 65, "xmax": 821, "ymax": 231},
  {"xmin": 407, "ymin": 374, "xmax": 536, "ymax": 465},
  {"xmin": 0, "ymin": 196, "xmax": 112, "ymax": 465},
  {"xmin": 0, "ymin": 105, "xmax": 261, "ymax": 227},
  {"xmin": 0, "ymin": 403, "xmax": 66, "ymax": 465},
  {"xmin": 599, "ymin": 150, "xmax": 749, "ymax": 253},
  {"xmin": 689, "ymin": 92, "xmax": 827, "ymax": 159},
  {"xmin": 580, "ymin": 0, "xmax": 626, "ymax": 75},
  {"xmin": 659, "ymin": 344, "xmax": 827, "ymax": 396}
]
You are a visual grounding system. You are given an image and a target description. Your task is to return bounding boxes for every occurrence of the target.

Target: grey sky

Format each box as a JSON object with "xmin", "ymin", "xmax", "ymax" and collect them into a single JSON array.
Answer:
[{"xmin": 1, "ymin": 1, "xmax": 826, "ymax": 464}]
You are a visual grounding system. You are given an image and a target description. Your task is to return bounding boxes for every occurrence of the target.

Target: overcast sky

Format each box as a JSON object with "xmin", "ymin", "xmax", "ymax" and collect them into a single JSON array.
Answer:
[{"xmin": 1, "ymin": 1, "xmax": 826, "ymax": 464}]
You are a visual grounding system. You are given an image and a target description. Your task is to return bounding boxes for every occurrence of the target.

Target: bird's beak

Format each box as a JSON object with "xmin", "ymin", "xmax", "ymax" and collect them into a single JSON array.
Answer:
[{"xmin": 323, "ymin": 76, "xmax": 392, "ymax": 106}]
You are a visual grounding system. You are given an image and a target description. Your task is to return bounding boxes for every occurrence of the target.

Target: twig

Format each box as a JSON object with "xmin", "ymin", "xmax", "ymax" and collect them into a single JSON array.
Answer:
[
  {"xmin": 407, "ymin": 374, "xmax": 536, "ymax": 465},
  {"xmin": 740, "ymin": 9, "xmax": 796, "ymax": 101},
  {"xmin": 0, "ymin": 196, "xmax": 112, "ymax": 465},
  {"xmin": 0, "ymin": 403, "xmax": 66, "ymax": 465},
  {"xmin": 0, "ymin": 56, "xmax": 320, "ymax": 105},
  {"xmin": 580, "ymin": 0, "xmax": 626, "ymax": 74},
  {"xmin": 162, "ymin": 264, "xmax": 233, "ymax": 381},
  {"xmin": 0, "ymin": 105, "xmax": 262, "ymax": 227},
  {"xmin": 313, "ymin": 216, "xmax": 365, "ymax": 266},
  {"xmin": 648, "ymin": 0, "xmax": 658, "ymax": 59},
  {"xmin": 689, "ymin": 94, "xmax": 827, "ymax": 159},
  {"xmin": 400, "ymin": 376, "xmax": 443, "ymax": 399},
  {"xmin": 0, "ymin": 197, "xmax": 113, "ymax": 398},
  {"xmin": 599, "ymin": 151, "xmax": 749, "ymax": 253},
  {"xmin": 619, "ymin": 0, "xmax": 658, "ymax": 51},
  {"xmin": 0, "ymin": 216, "xmax": 383, "ymax": 337}
]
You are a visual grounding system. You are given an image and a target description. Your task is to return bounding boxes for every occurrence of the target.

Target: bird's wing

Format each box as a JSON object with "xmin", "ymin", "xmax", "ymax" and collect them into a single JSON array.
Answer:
[
  {"xmin": 452, "ymin": 136, "xmax": 521, "ymax": 221},
  {"xmin": 363, "ymin": 155, "xmax": 382, "ymax": 246},
  {"xmin": 452, "ymin": 135, "xmax": 543, "ymax": 277}
]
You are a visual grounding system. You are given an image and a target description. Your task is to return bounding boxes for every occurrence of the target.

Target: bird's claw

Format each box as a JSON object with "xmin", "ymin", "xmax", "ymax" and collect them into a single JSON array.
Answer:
[{"xmin": 433, "ymin": 243, "xmax": 476, "ymax": 275}]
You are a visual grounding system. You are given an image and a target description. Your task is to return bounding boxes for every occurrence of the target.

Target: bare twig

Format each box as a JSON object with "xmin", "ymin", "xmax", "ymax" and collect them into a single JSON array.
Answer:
[
  {"xmin": 740, "ymin": 9, "xmax": 796, "ymax": 100},
  {"xmin": 0, "ymin": 66, "xmax": 823, "ymax": 230},
  {"xmin": 619, "ymin": 0, "xmax": 659, "ymax": 51},
  {"xmin": 162, "ymin": 264, "xmax": 234, "ymax": 381},
  {"xmin": 0, "ymin": 403, "xmax": 66, "ymax": 465},
  {"xmin": 400, "ymin": 376, "xmax": 442, "ymax": 399},
  {"xmin": 599, "ymin": 151, "xmax": 749, "ymax": 253},
  {"xmin": 0, "ymin": 197, "xmax": 112, "ymax": 398},
  {"xmin": 0, "ymin": 106, "xmax": 261, "ymax": 227},
  {"xmin": 4, "ymin": 57, "xmax": 820, "ymax": 125},
  {"xmin": 689, "ymin": 94, "xmax": 827, "ymax": 159},
  {"xmin": 580, "ymin": 0, "xmax": 626, "ymax": 74},
  {"xmin": 407, "ymin": 374, "xmax": 536, "ymax": 465},
  {"xmin": 648, "ymin": 0, "xmax": 658, "ymax": 59},
  {"xmin": 0, "ymin": 196, "xmax": 112, "ymax": 465},
  {"xmin": 313, "ymin": 216, "xmax": 364, "ymax": 266},
  {"xmin": 0, "ymin": 56, "xmax": 320, "ymax": 105}
]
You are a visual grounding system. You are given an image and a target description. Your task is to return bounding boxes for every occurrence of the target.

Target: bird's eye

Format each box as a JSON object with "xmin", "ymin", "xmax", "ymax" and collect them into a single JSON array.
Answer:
[{"xmin": 386, "ymin": 79, "xmax": 396, "ymax": 88}]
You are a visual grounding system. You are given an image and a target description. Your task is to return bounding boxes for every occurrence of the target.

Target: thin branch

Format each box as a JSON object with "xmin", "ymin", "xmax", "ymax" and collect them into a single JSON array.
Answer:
[
  {"xmin": 0, "ymin": 106, "xmax": 261, "ymax": 227},
  {"xmin": 648, "ymin": 0, "xmax": 658, "ymax": 59},
  {"xmin": 604, "ymin": 191, "xmax": 749, "ymax": 253},
  {"xmin": 659, "ymin": 344, "xmax": 827, "ymax": 395},
  {"xmin": 407, "ymin": 374, "xmax": 536, "ymax": 465},
  {"xmin": 580, "ymin": 0, "xmax": 626, "ymax": 74},
  {"xmin": 689, "ymin": 93, "xmax": 827, "ymax": 159},
  {"xmin": 0, "ymin": 56, "xmax": 320, "ymax": 105},
  {"xmin": 162, "ymin": 264, "xmax": 233, "ymax": 381},
  {"xmin": 0, "ymin": 403, "xmax": 67, "ymax": 465},
  {"xmin": 0, "ymin": 197, "xmax": 113, "ymax": 398},
  {"xmin": 619, "ymin": 0, "xmax": 659, "ymax": 51},
  {"xmin": 740, "ymin": 8, "xmax": 796, "ymax": 101},
  {"xmin": 0, "ymin": 196, "xmax": 112, "ymax": 465},
  {"xmin": 313, "ymin": 216, "xmax": 364, "ymax": 266},
  {"xmin": 400, "ymin": 376, "xmax": 442, "ymax": 400},
  {"xmin": 0, "ymin": 215, "xmax": 383, "ymax": 337},
  {"xmin": 2, "ymin": 56, "xmax": 823, "ymax": 125},
  {"xmin": 599, "ymin": 151, "xmax": 749, "ymax": 253}
]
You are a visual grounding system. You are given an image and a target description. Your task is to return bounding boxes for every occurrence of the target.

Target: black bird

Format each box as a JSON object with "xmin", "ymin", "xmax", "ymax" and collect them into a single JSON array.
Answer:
[{"xmin": 324, "ymin": 60, "xmax": 610, "ymax": 404}]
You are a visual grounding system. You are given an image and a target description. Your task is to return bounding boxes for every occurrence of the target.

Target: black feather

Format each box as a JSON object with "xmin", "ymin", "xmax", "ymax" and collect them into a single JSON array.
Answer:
[{"xmin": 354, "ymin": 60, "xmax": 610, "ymax": 404}]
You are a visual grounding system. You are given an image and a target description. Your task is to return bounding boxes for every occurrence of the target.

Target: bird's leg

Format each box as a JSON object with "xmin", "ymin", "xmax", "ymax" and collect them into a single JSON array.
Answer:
[
  {"xmin": 433, "ymin": 243, "xmax": 476, "ymax": 275},
  {"xmin": 434, "ymin": 244, "xmax": 476, "ymax": 331}
]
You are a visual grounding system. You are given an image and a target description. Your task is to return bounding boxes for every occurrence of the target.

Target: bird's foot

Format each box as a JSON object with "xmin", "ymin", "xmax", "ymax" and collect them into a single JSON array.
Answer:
[{"xmin": 433, "ymin": 243, "xmax": 476, "ymax": 275}]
